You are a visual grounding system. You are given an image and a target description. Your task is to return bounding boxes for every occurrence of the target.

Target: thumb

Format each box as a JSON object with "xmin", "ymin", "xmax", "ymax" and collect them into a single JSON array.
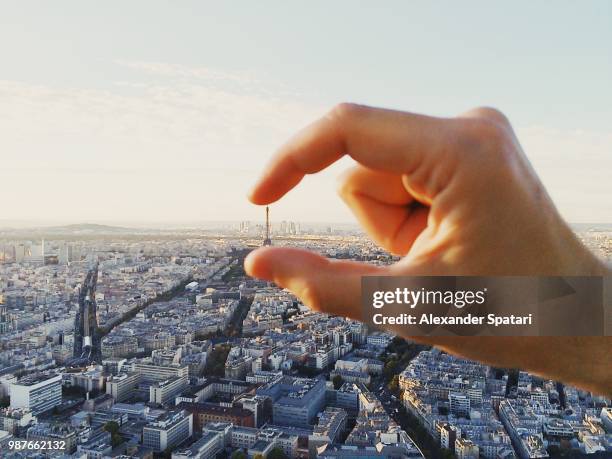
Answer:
[{"xmin": 244, "ymin": 247, "xmax": 385, "ymax": 321}]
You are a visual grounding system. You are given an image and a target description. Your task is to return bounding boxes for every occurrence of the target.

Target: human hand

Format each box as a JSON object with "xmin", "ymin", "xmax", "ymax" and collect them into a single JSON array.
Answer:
[{"xmin": 245, "ymin": 104, "xmax": 611, "ymax": 395}]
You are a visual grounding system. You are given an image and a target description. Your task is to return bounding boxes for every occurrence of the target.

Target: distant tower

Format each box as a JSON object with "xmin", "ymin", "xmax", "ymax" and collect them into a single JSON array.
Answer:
[{"xmin": 263, "ymin": 206, "xmax": 272, "ymax": 246}]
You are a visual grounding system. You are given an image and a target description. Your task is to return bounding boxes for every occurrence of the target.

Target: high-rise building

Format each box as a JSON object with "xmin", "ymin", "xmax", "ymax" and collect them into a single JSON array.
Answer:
[
  {"xmin": 58, "ymin": 242, "xmax": 73, "ymax": 265},
  {"xmin": 10, "ymin": 373, "xmax": 62, "ymax": 415}
]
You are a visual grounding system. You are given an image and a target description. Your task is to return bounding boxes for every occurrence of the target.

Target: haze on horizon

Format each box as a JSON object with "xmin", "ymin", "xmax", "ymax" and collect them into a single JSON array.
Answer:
[{"xmin": 1, "ymin": 2, "xmax": 611, "ymax": 225}]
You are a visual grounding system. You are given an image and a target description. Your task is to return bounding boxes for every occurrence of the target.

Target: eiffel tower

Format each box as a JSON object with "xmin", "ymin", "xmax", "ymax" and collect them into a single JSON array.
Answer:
[{"xmin": 263, "ymin": 206, "xmax": 272, "ymax": 246}]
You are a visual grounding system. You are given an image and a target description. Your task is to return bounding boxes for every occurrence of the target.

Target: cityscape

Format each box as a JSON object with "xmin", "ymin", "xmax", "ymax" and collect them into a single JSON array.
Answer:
[{"xmin": 0, "ymin": 215, "xmax": 610, "ymax": 459}]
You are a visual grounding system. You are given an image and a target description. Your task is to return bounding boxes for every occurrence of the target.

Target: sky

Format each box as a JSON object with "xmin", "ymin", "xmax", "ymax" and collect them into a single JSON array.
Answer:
[{"xmin": 1, "ymin": 1, "xmax": 611, "ymax": 226}]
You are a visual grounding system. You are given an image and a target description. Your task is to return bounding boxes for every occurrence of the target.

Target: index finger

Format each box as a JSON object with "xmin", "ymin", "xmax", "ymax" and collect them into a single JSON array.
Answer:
[{"xmin": 248, "ymin": 103, "xmax": 460, "ymax": 205}]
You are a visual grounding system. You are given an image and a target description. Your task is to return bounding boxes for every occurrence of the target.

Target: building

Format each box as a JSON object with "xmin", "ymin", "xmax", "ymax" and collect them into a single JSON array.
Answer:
[
  {"xmin": 143, "ymin": 409, "xmax": 193, "ymax": 452},
  {"xmin": 106, "ymin": 372, "xmax": 141, "ymax": 402},
  {"xmin": 171, "ymin": 431, "xmax": 224, "ymax": 459},
  {"xmin": 10, "ymin": 373, "xmax": 62, "ymax": 415},
  {"xmin": 101, "ymin": 336, "xmax": 138, "ymax": 358},
  {"xmin": 239, "ymin": 394, "xmax": 272, "ymax": 428},
  {"xmin": 0, "ymin": 407, "xmax": 36, "ymax": 435},
  {"xmin": 65, "ymin": 366, "xmax": 106, "ymax": 393},
  {"xmin": 178, "ymin": 402, "xmax": 254, "ymax": 431},
  {"xmin": 499, "ymin": 399, "xmax": 549, "ymax": 459},
  {"xmin": 439, "ymin": 423, "xmax": 459, "ymax": 451},
  {"xmin": 455, "ymin": 438, "xmax": 479, "ymax": 459},
  {"xmin": 27, "ymin": 422, "xmax": 78, "ymax": 453},
  {"xmin": 256, "ymin": 376, "xmax": 326, "ymax": 428},
  {"xmin": 132, "ymin": 361, "xmax": 189, "ymax": 384},
  {"xmin": 449, "ymin": 392, "xmax": 471, "ymax": 418},
  {"xmin": 366, "ymin": 332, "xmax": 393, "ymax": 348},
  {"xmin": 150, "ymin": 375, "xmax": 189, "ymax": 405},
  {"xmin": 310, "ymin": 407, "xmax": 348, "ymax": 456},
  {"xmin": 249, "ymin": 439, "xmax": 275, "ymax": 458},
  {"xmin": 225, "ymin": 354, "xmax": 253, "ymax": 380},
  {"xmin": 330, "ymin": 368, "xmax": 371, "ymax": 385}
]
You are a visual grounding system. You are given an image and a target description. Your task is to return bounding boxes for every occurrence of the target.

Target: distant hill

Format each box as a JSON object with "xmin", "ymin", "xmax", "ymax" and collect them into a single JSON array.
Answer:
[
  {"xmin": 45, "ymin": 223, "xmax": 132, "ymax": 233},
  {"xmin": 570, "ymin": 223, "xmax": 612, "ymax": 232}
]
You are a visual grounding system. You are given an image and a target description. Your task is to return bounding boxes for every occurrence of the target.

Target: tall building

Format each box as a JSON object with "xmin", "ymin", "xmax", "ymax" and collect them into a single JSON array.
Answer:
[
  {"xmin": 0, "ymin": 302, "xmax": 13, "ymax": 334},
  {"xmin": 10, "ymin": 373, "xmax": 62, "ymax": 415},
  {"xmin": 58, "ymin": 242, "xmax": 73, "ymax": 265},
  {"xmin": 143, "ymin": 409, "xmax": 193, "ymax": 452},
  {"xmin": 73, "ymin": 264, "xmax": 102, "ymax": 363},
  {"xmin": 449, "ymin": 392, "xmax": 471, "ymax": 418}
]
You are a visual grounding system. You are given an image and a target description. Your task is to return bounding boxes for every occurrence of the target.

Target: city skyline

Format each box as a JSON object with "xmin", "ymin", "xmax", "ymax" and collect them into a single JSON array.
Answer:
[
  {"xmin": 1, "ymin": 2, "xmax": 611, "ymax": 224},
  {"xmin": 0, "ymin": 228, "xmax": 610, "ymax": 457}
]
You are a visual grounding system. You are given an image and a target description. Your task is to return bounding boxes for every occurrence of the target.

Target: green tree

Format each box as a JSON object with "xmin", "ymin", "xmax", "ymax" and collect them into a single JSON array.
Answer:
[
  {"xmin": 103, "ymin": 421, "xmax": 123, "ymax": 447},
  {"xmin": 388, "ymin": 374, "xmax": 399, "ymax": 393},
  {"xmin": 268, "ymin": 447, "xmax": 289, "ymax": 459},
  {"xmin": 231, "ymin": 451, "xmax": 247, "ymax": 459},
  {"xmin": 332, "ymin": 374, "xmax": 344, "ymax": 390}
]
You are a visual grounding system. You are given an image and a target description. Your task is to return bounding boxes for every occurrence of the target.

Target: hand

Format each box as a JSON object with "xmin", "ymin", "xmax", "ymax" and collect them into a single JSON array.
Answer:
[{"xmin": 245, "ymin": 103, "xmax": 611, "ymax": 395}]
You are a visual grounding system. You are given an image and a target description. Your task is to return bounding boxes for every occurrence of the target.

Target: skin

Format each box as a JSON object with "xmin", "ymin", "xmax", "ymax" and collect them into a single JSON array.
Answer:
[{"xmin": 244, "ymin": 103, "xmax": 612, "ymax": 396}]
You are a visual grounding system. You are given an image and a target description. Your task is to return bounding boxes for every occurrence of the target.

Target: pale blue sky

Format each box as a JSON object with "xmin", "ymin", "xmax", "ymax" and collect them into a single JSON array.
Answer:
[{"xmin": 1, "ymin": 2, "xmax": 611, "ymax": 224}]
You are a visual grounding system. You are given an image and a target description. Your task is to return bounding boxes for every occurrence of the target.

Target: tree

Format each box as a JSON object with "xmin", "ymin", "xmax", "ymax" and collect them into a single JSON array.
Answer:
[
  {"xmin": 103, "ymin": 421, "xmax": 123, "ymax": 447},
  {"xmin": 268, "ymin": 448, "xmax": 289, "ymax": 459},
  {"xmin": 388, "ymin": 374, "xmax": 399, "ymax": 393},
  {"xmin": 332, "ymin": 374, "xmax": 344, "ymax": 390},
  {"xmin": 231, "ymin": 451, "xmax": 247, "ymax": 459},
  {"xmin": 104, "ymin": 421, "xmax": 119, "ymax": 434}
]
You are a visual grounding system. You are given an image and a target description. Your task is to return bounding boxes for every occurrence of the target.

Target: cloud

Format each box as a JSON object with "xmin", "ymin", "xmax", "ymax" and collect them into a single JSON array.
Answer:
[
  {"xmin": 115, "ymin": 60, "xmax": 258, "ymax": 86},
  {"xmin": 0, "ymin": 62, "xmax": 610, "ymax": 223},
  {"xmin": 0, "ymin": 64, "xmax": 336, "ymax": 222},
  {"xmin": 0, "ymin": 68, "xmax": 323, "ymax": 172}
]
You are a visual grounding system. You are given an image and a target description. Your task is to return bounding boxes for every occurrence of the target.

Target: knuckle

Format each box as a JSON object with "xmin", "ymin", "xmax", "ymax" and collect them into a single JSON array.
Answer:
[
  {"xmin": 299, "ymin": 282, "xmax": 322, "ymax": 311},
  {"xmin": 335, "ymin": 169, "xmax": 358, "ymax": 198},
  {"xmin": 461, "ymin": 118, "xmax": 512, "ymax": 154},
  {"xmin": 469, "ymin": 106, "xmax": 510, "ymax": 126},
  {"xmin": 327, "ymin": 102, "xmax": 363, "ymax": 124}
]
